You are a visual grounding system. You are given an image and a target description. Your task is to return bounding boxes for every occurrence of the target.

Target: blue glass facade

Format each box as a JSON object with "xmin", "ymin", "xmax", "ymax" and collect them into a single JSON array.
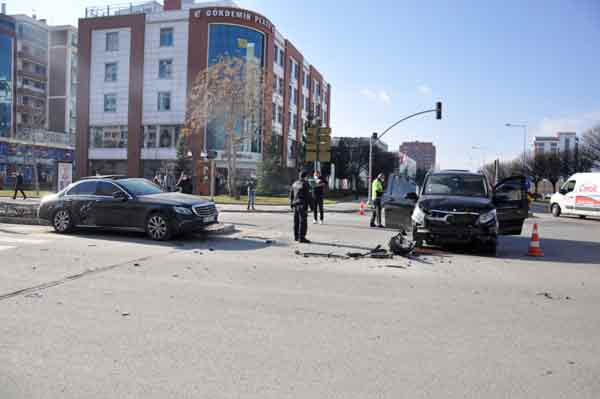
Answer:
[
  {"xmin": 0, "ymin": 25, "xmax": 14, "ymax": 139},
  {"xmin": 206, "ymin": 24, "xmax": 265, "ymax": 154}
]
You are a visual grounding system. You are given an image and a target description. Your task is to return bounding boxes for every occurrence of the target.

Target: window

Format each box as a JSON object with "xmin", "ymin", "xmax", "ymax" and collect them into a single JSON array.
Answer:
[
  {"xmin": 160, "ymin": 27, "xmax": 174, "ymax": 47},
  {"xmin": 104, "ymin": 94, "xmax": 117, "ymax": 113},
  {"xmin": 158, "ymin": 59, "xmax": 173, "ymax": 79},
  {"xmin": 272, "ymin": 77, "xmax": 277, "ymax": 92},
  {"xmin": 288, "ymin": 111, "xmax": 291, "ymax": 128},
  {"xmin": 562, "ymin": 180, "xmax": 576, "ymax": 193},
  {"xmin": 278, "ymin": 78, "xmax": 284, "ymax": 95},
  {"xmin": 91, "ymin": 126, "xmax": 128, "ymax": 148},
  {"xmin": 289, "ymin": 59, "xmax": 293, "ymax": 79},
  {"xmin": 279, "ymin": 49, "xmax": 284, "ymax": 67},
  {"xmin": 145, "ymin": 125, "xmax": 157, "ymax": 148},
  {"xmin": 158, "ymin": 92, "xmax": 171, "ymax": 111},
  {"xmin": 292, "ymin": 114, "xmax": 298, "ymax": 130},
  {"xmin": 96, "ymin": 181, "xmax": 121, "ymax": 197},
  {"xmin": 277, "ymin": 105, "xmax": 283, "ymax": 124},
  {"xmin": 304, "ymin": 72, "xmax": 309, "ymax": 88},
  {"xmin": 272, "ymin": 103, "xmax": 276, "ymax": 122},
  {"xmin": 288, "ymin": 84, "xmax": 292, "ymax": 101},
  {"xmin": 106, "ymin": 32, "xmax": 119, "ymax": 52},
  {"xmin": 104, "ymin": 62, "xmax": 118, "ymax": 82},
  {"xmin": 159, "ymin": 126, "xmax": 174, "ymax": 147},
  {"xmin": 274, "ymin": 44, "xmax": 278, "ymax": 64},
  {"xmin": 67, "ymin": 181, "xmax": 97, "ymax": 196},
  {"xmin": 294, "ymin": 63, "xmax": 299, "ymax": 80},
  {"xmin": 305, "ymin": 96, "xmax": 310, "ymax": 110},
  {"xmin": 293, "ymin": 88, "xmax": 298, "ymax": 105}
]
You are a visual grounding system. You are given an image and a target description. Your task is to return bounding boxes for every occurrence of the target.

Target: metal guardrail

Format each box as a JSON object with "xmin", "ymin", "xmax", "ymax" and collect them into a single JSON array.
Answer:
[{"xmin": 85, "ymin": 1, "xmax": 162, "ymax": 18}]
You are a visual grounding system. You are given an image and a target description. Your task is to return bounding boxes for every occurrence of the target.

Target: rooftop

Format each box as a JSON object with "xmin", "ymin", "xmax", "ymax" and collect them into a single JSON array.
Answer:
[{"xmin": 84, "ymin": 0, "xmax": 237, "ymax": 18}]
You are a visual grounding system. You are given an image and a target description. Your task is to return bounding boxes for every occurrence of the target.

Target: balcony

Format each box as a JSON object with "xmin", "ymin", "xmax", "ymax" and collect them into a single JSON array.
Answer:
[
  {"xmin": 17, "ymin": 51, "xmax": 47, "ymax": 66},
  {"xmin": 19, "ymin": 69, "xmax": 48, "ymax": 82},
  {"xmin": 3, "ymin": 128, "xmax": 76, "ymax": 149}
]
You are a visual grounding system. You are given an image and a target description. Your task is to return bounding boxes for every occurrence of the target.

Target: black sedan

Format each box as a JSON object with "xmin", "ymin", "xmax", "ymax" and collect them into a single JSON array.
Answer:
[{"xmin": 38, "ymin": 176, "xmax": 218, "ymax": 240}]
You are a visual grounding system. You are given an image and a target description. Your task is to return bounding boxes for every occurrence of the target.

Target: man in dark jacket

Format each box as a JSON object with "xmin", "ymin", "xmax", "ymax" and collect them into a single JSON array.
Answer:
[
  {"xmin": 290, "ymin": 171, "xmax": 311, "ymax": 243},
  {"xmin": 312, "ymin": 170, "xmax": 328, "ymax": 224},
  {"xmin": 13, "ymin": 172, "xmax": 27, "ymax": 200}
]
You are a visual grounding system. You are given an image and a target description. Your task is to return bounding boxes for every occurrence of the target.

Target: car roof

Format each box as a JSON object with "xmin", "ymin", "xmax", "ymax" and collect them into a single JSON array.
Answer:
[
  {"xmin": 430, "ymin": 170, "xmax": 484, "ymax": 177},
  {"xmin": 79, "ymin": 175, "xmax": 128, "ymax": 181}
]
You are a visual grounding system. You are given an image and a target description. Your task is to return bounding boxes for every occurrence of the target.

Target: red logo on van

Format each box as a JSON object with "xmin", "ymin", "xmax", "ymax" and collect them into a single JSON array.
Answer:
[{"xmin": 579, "ymin": 184, "xmax": 598, "ymax": 193}]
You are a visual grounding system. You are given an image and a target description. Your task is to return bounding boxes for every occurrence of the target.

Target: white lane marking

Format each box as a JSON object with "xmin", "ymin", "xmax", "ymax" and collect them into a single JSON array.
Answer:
[{"xmin": 0, "ymin": 245, "xmax": 16, "ymax": 252}]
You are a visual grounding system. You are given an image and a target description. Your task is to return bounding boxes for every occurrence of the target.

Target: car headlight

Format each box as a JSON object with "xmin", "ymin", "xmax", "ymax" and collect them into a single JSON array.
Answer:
[
  {"xmin": 412, "ymin": 206, "xmax": 426, "ymax": 225},
  {"xmin": 174, "ymin": 206, "xmax": 193, "ymax": 215},
  {"xmin": 478, "ymin": 209, "xmax": 497, "ymax": 224}
]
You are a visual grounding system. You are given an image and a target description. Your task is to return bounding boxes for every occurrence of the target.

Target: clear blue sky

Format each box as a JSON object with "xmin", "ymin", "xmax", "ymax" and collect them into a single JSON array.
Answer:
[{"xmin": 7, "ymin": 0, "xmax": 600, "ymax": 169}]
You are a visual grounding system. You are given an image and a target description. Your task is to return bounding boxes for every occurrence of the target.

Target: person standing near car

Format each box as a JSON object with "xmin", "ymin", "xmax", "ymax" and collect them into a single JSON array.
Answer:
[
  {"xmin": 370, "ymin": 173, "xmax": 385, "ymax": 228},
  {"xmin": 246, "ymin": 178, "xmax": 256, "ymax": 211},
  {"xmin": 13, "ymin": 171, "xmax": 27, "ymax": 200},
  {"xmin": 176, "ymin": 172, "xmax": 193, "ymax": 194},
  {"xmin": 312, "ymin": 170, "xmax": 327, "ymax": 224},
  {"xmin": 290, "ymin": 171, "xmax": 311, "ymax": 243}
]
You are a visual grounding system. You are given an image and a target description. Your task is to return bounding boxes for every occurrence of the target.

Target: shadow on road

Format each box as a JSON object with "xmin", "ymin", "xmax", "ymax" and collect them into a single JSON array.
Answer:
[
  {"xmin": 497, "ymin": 236, "xmax": 600, "ymax": 264},
  {"xmin": 52, "ymin": 229, "xmax": 273, "ymax": 252}
]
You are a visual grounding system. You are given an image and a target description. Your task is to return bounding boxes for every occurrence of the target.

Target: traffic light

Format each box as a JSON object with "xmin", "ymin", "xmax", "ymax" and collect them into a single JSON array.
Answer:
[{"xmin": 436, "ymin": 101, "xmax": 442, "ymax": 120}]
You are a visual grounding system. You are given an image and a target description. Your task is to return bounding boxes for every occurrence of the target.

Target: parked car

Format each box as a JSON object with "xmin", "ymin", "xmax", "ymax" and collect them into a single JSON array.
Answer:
[
  {"xmin": 394, "ymin": 170, "xmax": 528, "ymax": 255},
  {"xmin": 550, "ymin": 172, "xmax": 600, "ymax": 219},
  {"xmin": 38, "ymin": 176, "xmax": 218, "ymax": 240}
]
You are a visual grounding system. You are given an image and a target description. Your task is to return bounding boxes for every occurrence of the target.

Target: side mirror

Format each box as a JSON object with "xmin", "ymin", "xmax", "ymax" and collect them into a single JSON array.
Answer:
[
  {"xmin": 404, "ymin": 192, "xmax": 418, "ymax": 201},
  {"xmin": 113, "ymin": 191, "xmax": 128, "ymax": 200}
]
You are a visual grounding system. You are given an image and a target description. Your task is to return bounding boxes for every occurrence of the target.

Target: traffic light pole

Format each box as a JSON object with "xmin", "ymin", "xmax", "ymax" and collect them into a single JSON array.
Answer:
[{"xmin": 367, "ymin": 104, "xmax": 442, "ymax": 205}]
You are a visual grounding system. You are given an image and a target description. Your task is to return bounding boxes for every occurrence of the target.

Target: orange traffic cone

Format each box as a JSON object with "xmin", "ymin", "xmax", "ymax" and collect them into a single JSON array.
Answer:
[
  {"xmin": 359, "ymin": 201, "xmax": 365, "ymax": 216},
  {"xmin": 527, "ymin": 223, "xmax": 544, "ymax": 257}
]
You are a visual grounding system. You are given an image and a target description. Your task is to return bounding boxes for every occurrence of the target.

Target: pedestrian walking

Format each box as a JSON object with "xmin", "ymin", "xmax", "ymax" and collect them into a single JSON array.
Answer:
[
  {"xmin": 176, "ymin": 172, "xmax": 193, "ymax": 194},
  {"xmin": 290, "ymin": 171, "xmax": 311, "ymax": 243},
  {"xmin": 12, "ymin": 171, "xmax": 27, "ymax": 200},
  {"xmin": 246, "ymin": 178, "xmax": 256, "ymax": 211},
  {"xmin": 312, "ymin": 170, "xmax": 327, "ymax": 224},
  {"xmin": 153, "ymin": 172, "xmax": 163, "ymax": 187},
  {"xmin": 370, "ymin": 173, "xmax": 385, "ymax": 228}
]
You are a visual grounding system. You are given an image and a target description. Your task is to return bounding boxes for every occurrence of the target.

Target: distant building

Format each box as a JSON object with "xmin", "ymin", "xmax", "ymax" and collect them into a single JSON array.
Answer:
[
  {"xmin": 0, "ymin": 7, "xmax": 76, "ymax": 190},
  {"xmin": 331, "ymin": 137, "xmax": 388, "ymax": 152},
  {"xmin": 399, "ymin": 141, "xmax": 436, "ymax": 172},
  {"xmin": 533, "ymin": 132, "xmax": 578, "ymax": 155}
]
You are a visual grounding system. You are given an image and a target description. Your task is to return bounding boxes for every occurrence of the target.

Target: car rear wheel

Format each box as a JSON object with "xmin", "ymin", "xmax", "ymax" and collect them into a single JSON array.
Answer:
[
  {"xmin": 146, "ymin": 213, "xmax": 172, "ymax": 241},
  {"xmin": 53, "ymin": 209, "xmax": 73, "ymax": 234},
  {"xmin": 579, "ymin": 215, "xmax": 586, "ymax": 219},
  {"xmin": 551, "ymin": 204, "xmax": 561, "ymax": 217},
  {"xmin": 481, "ymin": 239, "xmax": 497, "ymax": 257}
]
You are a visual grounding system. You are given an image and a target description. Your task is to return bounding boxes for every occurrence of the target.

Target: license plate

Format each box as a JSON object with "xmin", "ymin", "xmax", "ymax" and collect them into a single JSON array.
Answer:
[{"xmin": 203, "ymin": 215, "xmax": 216, "ymax": 223}]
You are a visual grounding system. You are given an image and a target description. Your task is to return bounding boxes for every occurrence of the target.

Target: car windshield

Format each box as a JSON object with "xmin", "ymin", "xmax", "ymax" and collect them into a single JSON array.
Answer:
[
  {"xmin": 117, "ymin": 178, "xmax": 164, "ymax": 196},
  {"xmin": 424, "ymin": 174, "xmax": 488, "ymax": 197}
]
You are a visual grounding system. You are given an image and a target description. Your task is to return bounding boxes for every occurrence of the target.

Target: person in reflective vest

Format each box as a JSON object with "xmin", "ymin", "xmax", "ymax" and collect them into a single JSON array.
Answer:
[{"xmin": 370, "ymin": 173, "xmax": 385, "ymax": 228}]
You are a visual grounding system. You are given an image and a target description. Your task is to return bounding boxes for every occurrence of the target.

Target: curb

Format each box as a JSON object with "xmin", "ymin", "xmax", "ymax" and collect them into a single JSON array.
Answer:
[{"xmin": 219, "ymin": 209, "xmax": 357, "ymax": 214}]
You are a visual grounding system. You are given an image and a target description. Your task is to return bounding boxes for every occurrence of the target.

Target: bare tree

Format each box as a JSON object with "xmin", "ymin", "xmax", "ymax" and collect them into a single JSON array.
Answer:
[
  {"xmin": 186, "ymin": 53, "xmax": 265, "ymax": 198},
  {"xmin": 582, "ymin": 123, "xmax": 600, "ymax": 164}
]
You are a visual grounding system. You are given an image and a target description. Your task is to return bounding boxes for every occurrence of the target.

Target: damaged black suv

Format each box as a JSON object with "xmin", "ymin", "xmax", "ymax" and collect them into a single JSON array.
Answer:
[{"xmin": 400, "ymin": 170, "xmax": 528, "ymax": 255}]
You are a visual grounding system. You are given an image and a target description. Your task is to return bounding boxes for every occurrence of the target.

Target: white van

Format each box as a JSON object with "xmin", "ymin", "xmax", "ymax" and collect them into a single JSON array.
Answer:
[{"xmin": 550, "ymin": 173, "xmax": 600, "ymax": 219}]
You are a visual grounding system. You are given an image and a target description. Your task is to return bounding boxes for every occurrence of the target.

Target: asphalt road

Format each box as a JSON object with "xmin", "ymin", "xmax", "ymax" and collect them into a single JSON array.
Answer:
[{"xmin": 1, "ymin": 210, "xmax": 599, "ymax": 398}]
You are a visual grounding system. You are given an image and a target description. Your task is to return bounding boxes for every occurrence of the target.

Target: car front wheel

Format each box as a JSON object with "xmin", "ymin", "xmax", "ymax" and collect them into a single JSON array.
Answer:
[
  {"xmin": 551, "ymin": 203, "xmax": 561, "ymax": 217},
  {"xmin": 146, "ymin": 213, "xmax": 172, "ymax": 241},
  {"xmin": 53, "ymin": 209, "xmax": 73, "ymax": 234}
]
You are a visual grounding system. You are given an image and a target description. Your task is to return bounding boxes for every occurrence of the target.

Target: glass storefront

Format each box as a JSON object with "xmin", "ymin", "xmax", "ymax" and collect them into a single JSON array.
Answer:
[
  {"xmin": 206, "ymin": 24, "xmax": 265, "ymax": 154},
  {"xmin": 0, "ymin": 142, "xmax": 74, "ymax": 190},
  {"xmin": 0, "ymin": 32, "xmax": 13, "ymax": 139},
  {"xmin": 142, "ymin": 125, "xmax": 180, "ymax": 149},
  {"xmin": 90, "ymin": 125, "xmax": 128, "ymax": 148}
]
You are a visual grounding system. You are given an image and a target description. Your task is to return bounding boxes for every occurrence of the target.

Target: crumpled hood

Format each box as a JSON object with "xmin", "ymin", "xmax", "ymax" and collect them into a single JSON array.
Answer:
[
  {"xmin": 419, "ymin": 195, "xmax": 493, "ymax": 213},
  {"xmin": 137, "ymin": 193, "xmax": 212, "ymax": 206}
]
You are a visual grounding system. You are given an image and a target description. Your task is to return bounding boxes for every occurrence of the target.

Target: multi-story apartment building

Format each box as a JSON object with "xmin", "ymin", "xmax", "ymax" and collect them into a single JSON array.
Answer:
[
  {"xmin": 0, "ymin": 7, "xmax": 76, "ymax": 190},
  {"xmin": 399, "ymin": 141, "xmax": 436, "ymax": 172},
  {"xmin": 75, "ymin": 0, "xmax": 331, "ymax": 193},
  {"xmin": 533, "ymin": 132, "xmax": 578, "ymax": 155}
]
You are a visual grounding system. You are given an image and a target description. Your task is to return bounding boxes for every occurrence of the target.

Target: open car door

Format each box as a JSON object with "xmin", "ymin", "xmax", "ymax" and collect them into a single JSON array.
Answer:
[
  {"xmin": 382, "ymin": 174, "xmax": 417, "ymax": 232},
  {"xmin": 493, "ymin": 175, "xmax": 528, "ymax": 235}
]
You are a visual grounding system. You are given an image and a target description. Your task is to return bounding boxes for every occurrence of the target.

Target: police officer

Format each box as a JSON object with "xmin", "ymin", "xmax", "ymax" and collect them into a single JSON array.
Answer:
[
  {"xmin": 290, "ymin": 171, "xmax": 311, "ymax": 243},
  {"xmin": 370, "ymin": 173, "xmax": 385, "ymax": 228}
]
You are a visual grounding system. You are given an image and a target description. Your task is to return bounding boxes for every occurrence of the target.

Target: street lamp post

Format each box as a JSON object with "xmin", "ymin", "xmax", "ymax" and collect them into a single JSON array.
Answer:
[{"xmin": 505, "ymin": 122, "xmax": 528, "ymax": 174}]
